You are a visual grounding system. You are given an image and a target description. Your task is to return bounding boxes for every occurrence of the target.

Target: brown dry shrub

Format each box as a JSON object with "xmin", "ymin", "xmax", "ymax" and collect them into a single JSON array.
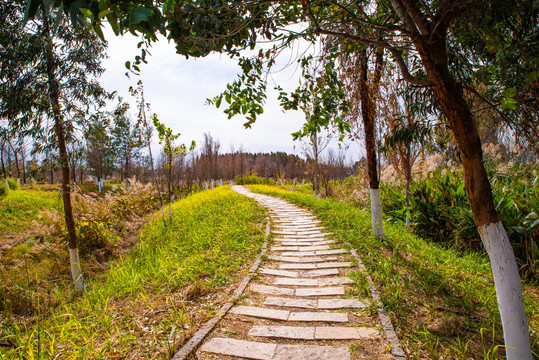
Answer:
[{"xmin": 31, "ymin": 178, "xmax": 160, "ymax": 258}]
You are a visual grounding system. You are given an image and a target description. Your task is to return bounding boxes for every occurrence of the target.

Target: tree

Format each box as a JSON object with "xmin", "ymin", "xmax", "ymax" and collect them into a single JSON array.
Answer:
[
  {"xmin": 2, "ymin": 0, "xmax": 107, "ymax": 292},
  {"xmin": 153, "ymin": 114, "xmax": 195, "ymax": 205},
  {"xmin": 34, "ymin": 0, "xmax": 537, "ymax": 355},
  {"xmin": 85, "ymin": 111, "xmax": 114, "ymax": 187},
  {"xmin": 110, "ymin": 100, "xmax": 144, "ymax": 182},
  {"xmin": 336, "ymin": 42, "xmax": 385, "ymax": 238}
]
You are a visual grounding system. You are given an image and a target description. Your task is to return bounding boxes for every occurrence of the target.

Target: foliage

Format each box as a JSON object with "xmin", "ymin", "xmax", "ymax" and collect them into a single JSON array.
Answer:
[
  {"xmin": 72, "ymin": 179, "xmax": 161, "ymax": 256},
  {"xmin": 234, "ymin": 174, "xmax": 272, "ymax": 185},
  {"xmin": 381, "ymin": 162, "xmax": 539, "ymax": 279},
  {"xmin": 0, "ymin": 183, "xmax": 8, "ymax": 197},
  {"xmin": 1, "ymin": 186, "xmax": 267, "ymax": 358},
  {"xmin": 248, "ymin": 184, "xmax": 539, "ymax": 358},
  {"xmin": 5, "ymin": 178, "xmax": 19, "ymax": 191}
]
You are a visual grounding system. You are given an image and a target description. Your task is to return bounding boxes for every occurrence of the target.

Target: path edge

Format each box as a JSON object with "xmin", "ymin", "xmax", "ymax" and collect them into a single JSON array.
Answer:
[
  {"xmin": 347, "ymin": 246, "xmax": 407, "ymax": 359},
  {"xmin": 170, "ymin": 188, "xmax": 271, "ymax": 360}
]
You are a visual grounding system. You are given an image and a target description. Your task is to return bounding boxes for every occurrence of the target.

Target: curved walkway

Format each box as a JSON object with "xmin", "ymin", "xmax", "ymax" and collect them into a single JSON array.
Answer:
[{"xmin": 196, "ymin": 186, "xmax": 404, "ymax": 359}]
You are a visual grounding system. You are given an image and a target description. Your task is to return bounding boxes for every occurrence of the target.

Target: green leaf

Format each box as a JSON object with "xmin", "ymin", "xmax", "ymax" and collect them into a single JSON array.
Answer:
[
  {"xmin": 131, "ymin": 6, "xmax": 152, "ymax": 24},
  {"xmin": 98, "ymin": 10, "xmax": 112, "ymax": 19},
  {"xmin": 125, "ymin": 61, "xmax": 131, "ymax": 70},
  {"xmin": 80, "ymin": 8, "xmax": 95, "ymax": 21}
]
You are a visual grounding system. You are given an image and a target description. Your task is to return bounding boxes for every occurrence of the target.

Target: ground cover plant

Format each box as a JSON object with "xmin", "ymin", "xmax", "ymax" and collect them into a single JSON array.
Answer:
[
  {"xmin": 0, "ymin": 186, "xmax": 60, "ymax": 235},
  {"xmin": 0, "ymin": 185, "xmax": 267, "ymax": 359},
  {"xmin": 248, "ymin": 184, "xmax": 539, "ymax": 359}
]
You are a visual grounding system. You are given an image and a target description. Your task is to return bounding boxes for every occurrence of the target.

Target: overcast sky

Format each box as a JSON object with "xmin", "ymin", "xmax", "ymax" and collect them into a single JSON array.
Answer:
[{"xmin": 99, "ymin": 30, "xmax": 360, "ymax": 161}]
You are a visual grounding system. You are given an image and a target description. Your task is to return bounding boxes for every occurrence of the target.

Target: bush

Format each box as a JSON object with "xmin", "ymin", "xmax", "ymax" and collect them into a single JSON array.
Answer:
[
  {"xmin": 6, "ymin": 178, "xmax": 19, "ymax": 190},
  {"xmin": 0, "ymin": 183, "xmax": 8, "ymax": 197},
  {"xmin": 380, "ymin": 163, "xmax": 539, "ymax": 279},
  {"xmin": 234, "ymin": 174, "xmax": 273, "ymax": 185}
]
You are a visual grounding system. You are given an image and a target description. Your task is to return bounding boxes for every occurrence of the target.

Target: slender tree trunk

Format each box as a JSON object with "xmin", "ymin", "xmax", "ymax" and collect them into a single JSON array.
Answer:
[
  {"xmin": 358, "ymin": 48, "xmax": 383, "ymax": 238},
  {"xmin": 21, "ymin": 146, "xmax": 26, "ymax": 185},
  {"xmin": 43, "ymin": 11, "xmax": 83, "ymax": 292},
  {"xmin": 0, "ymin": 141, "xmax": 6, "ymax": 180},
  {"xmin": 404, "ymin": 143, "xmax": 412, "ymax": 226},
  {"xmin": 414, "ymin": 34, "xmax": 531, "ymax": 359},
  {"xmin": 7, "ymin": 146, "xmax": 12, "ymax": 178},
  {"xmin": 48, "ymin": 152, "xmax": 54, "ymax": 184},
  {"xmin": 10, "ymin": 143, "xmax": 20, "ymax": 180},
  {"xmin": 313, "ymin": 133, "xmax": 319, "ymax": 195}
]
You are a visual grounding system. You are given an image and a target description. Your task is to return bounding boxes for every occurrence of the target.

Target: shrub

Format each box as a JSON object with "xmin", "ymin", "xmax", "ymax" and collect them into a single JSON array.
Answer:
[
  {"xmin": 6, "ymin": 178, "xmax": 19, "ymax": 190},
  {"xmin": 234, "ymin": 174, "xmax": 273, "ymax": 185},
  {"xmin": 0, "ymin": 183, "xmax": 8, "ymax": 197},
  {"xmin": 380, "ymin": 163, "xmax": 539, "ymax": 279}
]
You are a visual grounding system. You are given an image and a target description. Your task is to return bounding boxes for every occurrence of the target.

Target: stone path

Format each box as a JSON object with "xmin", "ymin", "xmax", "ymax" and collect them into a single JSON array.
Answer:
[{"xmin": 195, "ymin": 186, "xmax": 401, "ymax": 359}]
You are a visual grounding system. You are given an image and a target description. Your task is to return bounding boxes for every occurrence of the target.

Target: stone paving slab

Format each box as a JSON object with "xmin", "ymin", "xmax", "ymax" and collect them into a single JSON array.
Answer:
[
  {"xmin": 273, "ymin": 344, "xmax": 350, "ymax": 360},
  {"xmin": 264, "ymin": 297, "xmax": 367, "ymax": 309},
  {"xmin": 264, "ymin": 297, "xmax": 318, "ymax": 309},
  {"xmin": 288, "ymin": 311, "xmax": 348, "ymax": 322},
  {"xmin": 268, "ymin": 255, "xmax": 335, "ymax": 263},
  {"xmin": 316, "ymin": 262, "xmax": 353, "ymax": 269},
  {"xmin": 315, "ymin": 326, "xmax": 380, "ymax": 339},
  {"xmin": 199, "ymin": 337, "xmax": 276, "ymax": 360},
  {"xmin": 259, "ymin": 268, "xmax": 298, "ymax": 278},
  {"xmin": 279, "ymin": 240, "xmax": 335, "ymax": 246},
  {"xmin": 318, "ymin": 277, "xmax": 355, "ymax": 286},
  {"xmin": 250, "ymin": 284, "xmax": 295, "ymax": 296},
  {"xmin": 274, "ymin": 235, "xmax": 328, "ymax": 240},
  {"xmin": 317, "ymin": 298, "xmax": 368, "ymax": 309},
  {"xmin": 273, "ymin": 277, "xmax": 318, "ymax": 286},
  {"xmin": 279, "ymin": 262, "xmax": 351, "ymax": 270},
  {"xmin": 279, "ymin": 263, "xmax": 317, "ymax": 270},
  {"xmin": 273, "ymin": 277, "xmax": 354, "ymax": 286},
  {"xmin": 295, "ymin": 286, "xmax": 345, "ymax": 297},
  {"xmin": 280, "ymin": 251, "xmax": 316, "ymax": 257},
  {"xmin": 248, "ymin": 325, "xmax": 315, "ymax": 339},
  {"xmin": 249, "ymin": 325, "xmax": 379, "ymax": 340},
  {"xmin": 300, "ymin": 268, "xmax": 340, "ymax": 277},
  {"xmin": 272, "ymin": 245, "xmax": 331, "ymax": 251},
  {"xmin": 315, "ymin": 248, "xmax": 347, "ymax": 254},
  {"xmin": 230, "ymin": 306, "xmax": 290, "ymax": 321}
]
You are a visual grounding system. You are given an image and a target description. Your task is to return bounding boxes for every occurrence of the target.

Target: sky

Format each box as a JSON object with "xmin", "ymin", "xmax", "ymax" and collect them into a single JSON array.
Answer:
[{"xmin": 99, "ymin": 30, "xmax": 361, "ymax": 161}]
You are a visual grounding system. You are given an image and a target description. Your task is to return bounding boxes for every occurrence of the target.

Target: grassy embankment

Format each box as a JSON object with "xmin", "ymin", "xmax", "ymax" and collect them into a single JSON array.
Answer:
[
  {"xmin": 0, "ymin": 186, "xmax": 266, "ymax": 359},
  {"xmin": 249, "ymin": 184, "xmax": 539, "ymax": 359},
  {"xmin": 0, "ymin": 186, "xmax": 61, "ymax": 236}
]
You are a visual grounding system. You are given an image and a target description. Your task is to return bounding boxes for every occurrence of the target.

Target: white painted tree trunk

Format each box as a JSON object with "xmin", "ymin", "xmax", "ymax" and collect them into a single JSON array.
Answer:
[
  {"xmin": 69, "ymin": 247, "xmax": 84, "ymax": 292},
  {"xmin": 479, "ymin": 221, "xmax": 532, "ymax": 359},
  {"xmin": 370, "ymin": 188, "xmax": 384, "ymax": 238}
]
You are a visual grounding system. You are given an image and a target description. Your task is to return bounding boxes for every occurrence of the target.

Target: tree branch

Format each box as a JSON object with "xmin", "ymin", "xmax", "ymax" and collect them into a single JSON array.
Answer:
[
  {"xmin": 462, "ymin": 84, "xmax": 509, "ymax": 121},
  {"xmin": 400, "ymin": 0, "xmax": 430, "ymax": 36}
]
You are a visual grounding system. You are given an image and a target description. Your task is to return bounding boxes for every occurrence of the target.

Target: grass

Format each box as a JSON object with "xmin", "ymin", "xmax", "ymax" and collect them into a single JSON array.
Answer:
[
  {"xmin": 0, "ymin": 188, "xmax": 61, "ymax": 235},
  {"xmin": 0, "ymin": 186, "xmax": 267, "ymax": 359},
  {"xmin": 248, "ymin": 184, "xmax": 539, "ymax": 359}
]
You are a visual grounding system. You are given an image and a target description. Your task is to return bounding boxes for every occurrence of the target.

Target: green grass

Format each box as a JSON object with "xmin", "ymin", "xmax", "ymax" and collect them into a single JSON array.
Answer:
[
  {"xmin": 1, "ymin": 186, "xmax": 267, "ymax": 359},
  {"xmin": 0, "ymin": 188, "xmax": 61, "ymax": 235},
  {"xmin": 248, "ymin": 185, "xmax": 539, "ymax": 359}
]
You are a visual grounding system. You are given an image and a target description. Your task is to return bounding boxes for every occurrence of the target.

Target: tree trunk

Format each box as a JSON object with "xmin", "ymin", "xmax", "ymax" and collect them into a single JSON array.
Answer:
[
  {"xmin": 11, "ymin": 143, "xmax": 20, "ymax": 180},
  {"xmin": 48, "ymin": 152, "xmax": 54, "ymax": 184},
  {"xmin": 43, "ymin": 11, "xmax": 83, "ymax": 292},
  {"xmin": 0, "ymin": 141, "xmax": 6, "ymax": 180},
  {"xmin": 404, "ymin": 143, "xmax": 412, "ymax": 226},
  {"xmin": 414, "ymin": 35, "xmax": 532, "ymax": 359},
  {"xmin": 7, "ymin": 147, "xmax": 12, "ymax": 178},
  {"xmin": 358, "ymin": 48, "xmax": 383, "ymax": 238},
  {"xmin": 21, "ymin": 146, "xmax": 26, "ymax": 185}
]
